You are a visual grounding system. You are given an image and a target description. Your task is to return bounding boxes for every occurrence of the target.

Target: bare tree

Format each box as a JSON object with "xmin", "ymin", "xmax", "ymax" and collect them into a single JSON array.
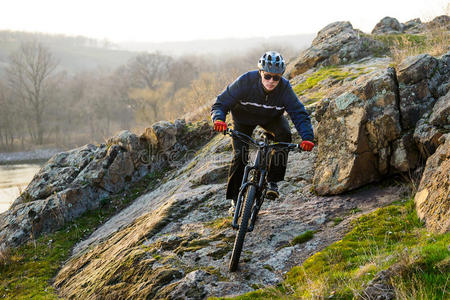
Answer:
[{"xmin": 6, "ymin": 41, "xmax": 59, "ymax": 145}]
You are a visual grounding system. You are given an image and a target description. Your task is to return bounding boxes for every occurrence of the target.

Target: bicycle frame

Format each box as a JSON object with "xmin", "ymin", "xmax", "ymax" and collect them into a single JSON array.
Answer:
[{"xmin": 225, "ymin": 129, "xmax": 299, "ymax": 230}]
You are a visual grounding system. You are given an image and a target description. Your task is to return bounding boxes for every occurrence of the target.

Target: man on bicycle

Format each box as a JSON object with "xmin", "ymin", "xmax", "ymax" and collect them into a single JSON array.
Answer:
[{"xmin": 211, "ymin": 51, "xmax": 314, "ymax": 213}]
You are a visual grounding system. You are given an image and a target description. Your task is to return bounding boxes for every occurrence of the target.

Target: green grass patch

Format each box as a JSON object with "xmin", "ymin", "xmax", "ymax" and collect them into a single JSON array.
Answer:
[
  {"xmin": 221, "ymin": 199, "xmax": 449, "ymax": 299},
  {"xmin": 333, "ymin": 217, "xmax": 343, "ymax": 225},
  {"xmin": 0, "ymin": 170, "xmax": 165, "ymax": 299},
  {"xmin": 291, "ymin": 230, "xmax": 315, "ymax": 246}
]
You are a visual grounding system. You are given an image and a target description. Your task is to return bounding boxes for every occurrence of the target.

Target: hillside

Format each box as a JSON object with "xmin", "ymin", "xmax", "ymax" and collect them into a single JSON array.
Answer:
[
  {"xmin": 0, "ymin": 16, "xmax": 449, "ymax": 299},
  {"xmin": 0, "ymin": 31, "xmax": 136, "ymax": 74}
]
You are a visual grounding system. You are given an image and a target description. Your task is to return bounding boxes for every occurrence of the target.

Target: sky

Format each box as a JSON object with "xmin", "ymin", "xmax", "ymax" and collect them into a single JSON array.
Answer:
[{"xmin": 0, "ymin": 0, "xmax": 448, "ymax": 43}]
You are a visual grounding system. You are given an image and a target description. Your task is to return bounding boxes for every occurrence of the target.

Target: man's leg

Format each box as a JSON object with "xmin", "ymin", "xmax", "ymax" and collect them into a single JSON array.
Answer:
[
  {"xmin": 261, "ymin": 116, "xmax": 292, "ymax": 198},
  {"xmin": 226, "ymin": 122, "xmax": 255, "ymax": 203}
]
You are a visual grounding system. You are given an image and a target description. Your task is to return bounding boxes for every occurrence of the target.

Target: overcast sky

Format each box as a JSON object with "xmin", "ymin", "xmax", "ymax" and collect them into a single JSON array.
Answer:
[{"xmin": 0, "ymin": 0, "xmax": 448, "ymax": 43}]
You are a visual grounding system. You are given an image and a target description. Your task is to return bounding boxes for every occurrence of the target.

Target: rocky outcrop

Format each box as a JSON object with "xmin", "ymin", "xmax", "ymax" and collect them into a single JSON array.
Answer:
[
  {"xmin": 372, "ymin": 17, "xmax": 404, "ymax": 35},
  {"xmin": 0, "ymin": 120, "xmax": 213, "ymax": 250},
  {"xmin": 414, "ymin": 134, "xmax": 450, "ymax": 234},
  {"xmin": 371, "ymin": 15, "xmax": 450, "ymax": 35},
  {"xmin": 312, "ymin": 51, "xmax": 449, "ymax": 195},
  {"xmin": 286, "ymin": 22, "xmax": 387, "ymax": 78}
]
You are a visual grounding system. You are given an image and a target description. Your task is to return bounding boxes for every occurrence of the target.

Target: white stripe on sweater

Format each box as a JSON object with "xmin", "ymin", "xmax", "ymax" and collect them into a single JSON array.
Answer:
[{"xmin": 240, "ymin": 101, "xmax": 285, "ymax": 111}]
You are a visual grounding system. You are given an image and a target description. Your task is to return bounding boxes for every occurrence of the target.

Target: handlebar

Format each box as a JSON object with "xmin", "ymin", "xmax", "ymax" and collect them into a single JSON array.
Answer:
[{"xmin": 223, "ymin": 128, "xmax": 302, "ymax": 151}]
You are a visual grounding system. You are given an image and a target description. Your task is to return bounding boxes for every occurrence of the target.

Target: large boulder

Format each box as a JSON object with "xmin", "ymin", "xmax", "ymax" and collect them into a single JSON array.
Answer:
[
  {"xmin": 313, "ymin": 68, "xmax": 402, "ymax": 195},
  {"xmin": 372, "ymin": 17, "xmax": 404, "ymax": 34},
  {"xmin": 414, "ymin": 134, "xmax": 450, "ymax": 234},
  {"xmin": 397, "ymin": 53, "xmax": 449, "ymax": 130},
  {"xmin": 286, "ymin": 22, "xmax": 386, "ymax": 78}
]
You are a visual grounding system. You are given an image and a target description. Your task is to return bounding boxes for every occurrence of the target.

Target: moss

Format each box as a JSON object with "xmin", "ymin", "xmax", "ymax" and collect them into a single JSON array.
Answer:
[
  {"xmin": 333, "ymin": 217, "xmax": 343, "ymax": 225},
  {"xmin": 290, "ymin": 230, "xmax": 314, "ymax": 246},
  {"xmin": 228, "ymin": 199, "xmax": 449, "ymax": 299},
  {"xmin": 206, "ymin": 217, "xmax": 232, "ymax": 230},
  {"xmin": 292, "ymin": 66, "xmax": 365, "ymax": 99},
  {"xmin": 263, "ymin": 264, "xmax": 274, "ymax": 272}
]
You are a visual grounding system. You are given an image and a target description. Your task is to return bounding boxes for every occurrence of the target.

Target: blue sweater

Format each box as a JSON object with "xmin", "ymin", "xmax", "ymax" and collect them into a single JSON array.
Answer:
[{"xmin": 211, "ymin": 70, "xmax": 314, "ymax": 141}]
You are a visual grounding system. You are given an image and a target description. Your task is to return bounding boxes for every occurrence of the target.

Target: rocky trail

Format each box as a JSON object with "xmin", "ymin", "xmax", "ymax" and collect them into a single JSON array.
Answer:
[{"xmin": 53, "ymin": 134, "xmax": 407, "ymax": 299}]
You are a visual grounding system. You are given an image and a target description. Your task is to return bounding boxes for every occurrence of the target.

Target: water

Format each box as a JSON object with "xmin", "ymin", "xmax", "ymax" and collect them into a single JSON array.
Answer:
[{"xmin": 0, "ymin": 163, "xmax": 43, "ymax": 213}]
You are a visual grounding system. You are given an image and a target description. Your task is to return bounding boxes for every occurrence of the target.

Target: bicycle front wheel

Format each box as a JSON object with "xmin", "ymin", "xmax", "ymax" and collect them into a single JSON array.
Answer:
[{"xmin": 229, "ymin": 184, "xmax": 256, "ymax": 272}]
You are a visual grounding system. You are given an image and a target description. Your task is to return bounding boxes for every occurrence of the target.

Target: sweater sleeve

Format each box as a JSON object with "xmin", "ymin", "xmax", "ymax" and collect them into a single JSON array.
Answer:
[
  {"xmin": 283, "ymin": 83, "xmax": 314, "ymax": 141},
  {"xmin": 211, "ymin": 72, "xmax": 248, "ymax": 122}
]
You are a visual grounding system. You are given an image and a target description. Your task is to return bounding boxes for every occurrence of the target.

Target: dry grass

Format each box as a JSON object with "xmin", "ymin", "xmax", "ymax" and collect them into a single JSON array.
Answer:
[
  {"xmin": 389, "ymin": 28, "xmax": 450, "ymax": 67},
  {"xmin": 0, "ymin": 245, "xmax": 11, "ymax": 266}
]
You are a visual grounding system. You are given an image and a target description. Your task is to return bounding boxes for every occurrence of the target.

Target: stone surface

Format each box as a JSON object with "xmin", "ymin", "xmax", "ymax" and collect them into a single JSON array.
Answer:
[
  {"xmin": 313, "ymin": 68, "xmax": 401, "ymax": 195},
  {"xmin": 372, "ymin": 16, "xmax": 403, "ymax": 35},
  {"xmin": 397, "ymin": 53, "xmax": 449, "ymax": 130},
  {"xmin": 414, "ymin": 134, "xmax": 450, "ymax": 234},
  {"xmin": 286, "ymin": 21, "xmax": 386, "ymax": 78},
  {"xmin": 0, "ymin": 121, "xmax": 212, "ymax": 250}
]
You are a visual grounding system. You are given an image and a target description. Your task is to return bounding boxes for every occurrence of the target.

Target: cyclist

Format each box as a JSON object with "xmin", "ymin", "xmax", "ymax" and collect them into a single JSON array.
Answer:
[{"xmin": 211, "ymin": 51, "xmax": 314, "ymax": 213}]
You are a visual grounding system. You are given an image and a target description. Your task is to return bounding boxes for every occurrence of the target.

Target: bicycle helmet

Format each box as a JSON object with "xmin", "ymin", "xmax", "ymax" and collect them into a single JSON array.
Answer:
[{"xmin": 258, "ymin": 51, "xmax": 285, "ymax": 74}]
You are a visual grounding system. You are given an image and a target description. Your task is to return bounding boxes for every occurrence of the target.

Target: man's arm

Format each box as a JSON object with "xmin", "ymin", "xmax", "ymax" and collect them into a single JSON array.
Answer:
[
  {"xmin": 211, "ymin": 73, "xmax": 249, "ymax": 122},
  {"xmin": 283, "ymin": 83, "xmax": 314, "ymax": 141}
]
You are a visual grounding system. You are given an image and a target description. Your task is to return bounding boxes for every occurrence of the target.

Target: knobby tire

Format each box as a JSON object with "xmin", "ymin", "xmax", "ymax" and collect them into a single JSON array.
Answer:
[{"xmin": 229, "ymin": 184, "xmax": 256, "ymax": 272}]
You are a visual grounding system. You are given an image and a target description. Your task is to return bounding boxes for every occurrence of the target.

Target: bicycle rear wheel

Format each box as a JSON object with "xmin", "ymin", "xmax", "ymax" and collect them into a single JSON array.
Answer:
[{"xmin": 229, "ymin": 184, "xmax": 256, "ymax": 272}]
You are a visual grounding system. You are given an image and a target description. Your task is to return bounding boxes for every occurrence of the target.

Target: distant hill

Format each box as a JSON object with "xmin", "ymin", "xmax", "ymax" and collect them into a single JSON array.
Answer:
[
  {"xmin": 0, "ymin": 31, "xmax": 136, "ymax": 74},
  {"xmin": 117, "ymin": 33, "xmax": 315, "ymax": 56}
]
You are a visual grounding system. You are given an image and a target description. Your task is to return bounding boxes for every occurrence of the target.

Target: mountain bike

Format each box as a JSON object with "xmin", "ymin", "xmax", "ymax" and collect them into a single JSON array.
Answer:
[{"xmin": 223, "ymin": 128, "xmax": 302, "ymax": 272}]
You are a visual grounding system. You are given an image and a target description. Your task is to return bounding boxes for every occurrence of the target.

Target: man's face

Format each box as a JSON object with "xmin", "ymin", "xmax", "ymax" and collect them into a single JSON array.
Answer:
[{"xmin": 260, "ymin": 71, "xmax": 282, "ymax": 92}]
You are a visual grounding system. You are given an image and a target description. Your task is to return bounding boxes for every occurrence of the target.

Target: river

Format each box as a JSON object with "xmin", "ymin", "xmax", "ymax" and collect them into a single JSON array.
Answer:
[{"xmin": 0, "ymin": 163, "xmax": 43, "ymax": 213}]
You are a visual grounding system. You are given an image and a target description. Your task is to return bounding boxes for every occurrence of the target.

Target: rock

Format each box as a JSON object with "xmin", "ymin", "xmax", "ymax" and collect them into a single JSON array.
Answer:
[
  {"xmin": 397, "ymin": 54, "xmax": 449, "ymax": 130},
  {"xmin": 426, "ymin": 15, "xmax": 450, "ymax": 31},
  {"xmin": 142, "ymin": 121, "xmax": 178, "ymax": 151},
  {"xmin": 413, "ymin": 115, "xmax": 443, "ymax": 158},
  {"xmin": 372, "ymin": 16, "xmax": 404, "ymax": 34},
  {"xmin": 413, "ymin": 90, "xmax": 449, "ymax": 158},
  {"xmin": 286, "ymin": 21, "xmax": 386, "ymax": 78},
  {"xmin": 313, "ymin": 68, "xmax": 401, "ymax": 195},
  {"xmin": 359, "ymin": 263, "xmax": 405, "ymax": 300},
  {"xmin": 414, "ymin": 134, "xmax": 450, "ymax": 234},
  {"xmin": 429, "ymin": 90, "xmax": 450, "ymax": 127},
  {"xmin": 402, "ymin": 18, "xmax": 425, "ymax": 34},
  {"xmin": 390, "ymin": 133, "xmax": 420, "ymax": 172}
]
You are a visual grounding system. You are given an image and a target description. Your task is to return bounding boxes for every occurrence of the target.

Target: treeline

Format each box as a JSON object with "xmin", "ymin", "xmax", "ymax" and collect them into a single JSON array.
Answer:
[
  {"xmin": 0, "ymin": 30, "xmax": 114, "ymax": 49},
  {"xmin": 0, "ymin": 40, "xmax": 296, "ymax": 151}
]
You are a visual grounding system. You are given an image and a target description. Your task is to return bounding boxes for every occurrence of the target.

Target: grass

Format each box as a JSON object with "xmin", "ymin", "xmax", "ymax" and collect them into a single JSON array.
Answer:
[
  {"xmin": 371, "ymin": 30, "xmax": 450, "ymax": 67},
  {"xmin": 291, "ymin": 230, "xmax": 315, "ymax": 246},
  {"xmin": 0, "ymin": 170, "xmax": 165, "ymax": 299},
  {"xmin": 216, "ymin": 199, "xmax": 449, "ymax": 299}
]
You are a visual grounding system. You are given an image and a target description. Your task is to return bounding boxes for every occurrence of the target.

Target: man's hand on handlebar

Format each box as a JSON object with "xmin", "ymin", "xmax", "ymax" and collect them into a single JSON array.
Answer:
[
  {"xmin": 300, "ymin": 140, "xmax": 314, "ymax": 151},
  {"xmin": 213, "ymin": 120, "xmax": 227, "ymax": 132}
]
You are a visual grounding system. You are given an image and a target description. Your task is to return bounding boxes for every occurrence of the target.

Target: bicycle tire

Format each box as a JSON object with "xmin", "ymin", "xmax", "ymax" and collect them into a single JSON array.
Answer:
[{"xmin": 229, "ymin": 184, "xmax": 256, "ymax": 272}]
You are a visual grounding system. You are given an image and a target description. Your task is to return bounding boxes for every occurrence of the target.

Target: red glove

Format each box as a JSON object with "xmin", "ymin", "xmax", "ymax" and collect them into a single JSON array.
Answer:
[
  {"xmin": 300, "ymin": 141, "xmax": 314, "ymax": 151},
  {"xmin": 213, "ymin": 120, "xmax": 227, "ymax": 132}
]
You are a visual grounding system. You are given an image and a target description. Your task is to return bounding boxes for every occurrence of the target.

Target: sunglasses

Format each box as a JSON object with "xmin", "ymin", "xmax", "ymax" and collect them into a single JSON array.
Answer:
[{"xmin": 263, "ymin": 73, "xmax": 281, "ymax": 81}]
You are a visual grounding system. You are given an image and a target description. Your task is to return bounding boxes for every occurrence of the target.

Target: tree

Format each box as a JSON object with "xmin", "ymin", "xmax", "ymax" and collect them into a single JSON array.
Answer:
[{"xmin": 6, "ymin": 41, "xmax": 59, "ymax": 145}]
